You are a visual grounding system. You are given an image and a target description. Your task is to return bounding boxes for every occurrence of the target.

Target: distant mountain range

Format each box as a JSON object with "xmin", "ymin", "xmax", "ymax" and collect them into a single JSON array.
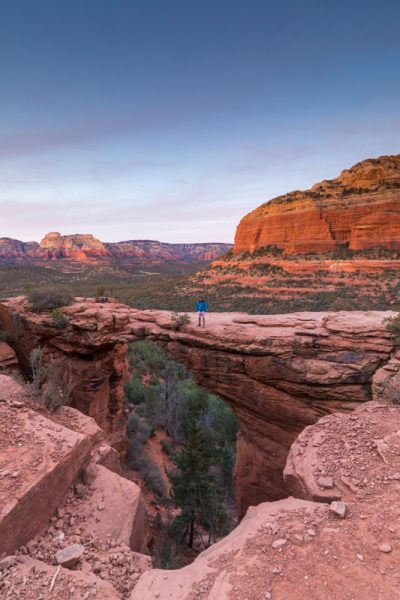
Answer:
[{"xmin": 0, "ymin": 232, "xmax": 232, "ymax": 265}]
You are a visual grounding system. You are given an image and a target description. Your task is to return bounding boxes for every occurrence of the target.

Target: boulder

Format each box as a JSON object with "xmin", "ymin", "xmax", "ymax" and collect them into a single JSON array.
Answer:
[
  {"xmin": 70, "ymin": 464, "xmax": 146, "ymax": 552},
  {"xmin": 55, "ymin": 543, "xmax": 84, "ymax": 568}
]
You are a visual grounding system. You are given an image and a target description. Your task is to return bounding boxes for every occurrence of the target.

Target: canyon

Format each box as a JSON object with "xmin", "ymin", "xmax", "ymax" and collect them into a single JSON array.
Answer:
[
  {"xmin": 1, "ymin": 309, "xmax": 400, "ymax": 597},
  {"xmin": 0, "ymin": 296, "xmax": 397, "ymax": 515},
  {"xmin": 0, "ymin": 232, "xmax": 232, "ymax": 265},
  {"xmin": 133, "ymin": 399, "xmax": 400, "ymax": 600}
]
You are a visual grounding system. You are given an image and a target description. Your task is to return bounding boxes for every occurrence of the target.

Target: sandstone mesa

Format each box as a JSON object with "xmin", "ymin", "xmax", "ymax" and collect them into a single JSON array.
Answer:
[
  {"xmin": 0, "ymin": 232, "xmax": 232, "ymax": 264},
  {"xmin": 234, "ymin": 154, "xmax": 400, "ymax": 255}
]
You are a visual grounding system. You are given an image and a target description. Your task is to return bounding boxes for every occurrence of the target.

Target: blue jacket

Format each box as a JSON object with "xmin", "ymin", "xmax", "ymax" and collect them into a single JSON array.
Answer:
[{"xmin": 196, "ymin": 301, "xmax": 208, "ymax": 312}]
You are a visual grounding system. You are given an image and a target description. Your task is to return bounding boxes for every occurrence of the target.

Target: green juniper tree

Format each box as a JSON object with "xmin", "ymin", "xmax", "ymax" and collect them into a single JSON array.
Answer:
[{"xmin": 168, "ymin": 419, "xmax": 227, "ymax": 548}]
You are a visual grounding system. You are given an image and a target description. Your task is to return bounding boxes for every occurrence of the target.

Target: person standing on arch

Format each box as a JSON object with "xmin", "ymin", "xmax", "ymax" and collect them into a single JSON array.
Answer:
[{"xmin": 196, "ymin": 299, "xmax": 208, "ymax": 327}]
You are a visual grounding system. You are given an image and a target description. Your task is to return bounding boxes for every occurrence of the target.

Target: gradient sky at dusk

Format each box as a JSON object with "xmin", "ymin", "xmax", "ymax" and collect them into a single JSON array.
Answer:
[{"xmin": 1, "ymin": 0, "xmax": 399, "ymax": 243}]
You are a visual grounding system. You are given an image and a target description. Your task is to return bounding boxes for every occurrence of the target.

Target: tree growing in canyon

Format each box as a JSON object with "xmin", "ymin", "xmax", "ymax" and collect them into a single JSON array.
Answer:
[{"xmin": 168, "ymin": 419, "xmax": 227, "ymax": 548}]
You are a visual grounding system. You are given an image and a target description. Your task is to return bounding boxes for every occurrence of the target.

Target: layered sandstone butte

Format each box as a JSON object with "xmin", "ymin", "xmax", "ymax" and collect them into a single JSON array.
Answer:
[
  {"xmin": 0, "ymin": 237, "xmax": 39, "ymax": 258},
  {"xmin": 0, "ymin": 232, "xmax": 232, "ymax": 264},
  {"xmin": 133, "ymin": 401, "xmax": 400, "ymax": 600},
  {"xmin": 39, "ymin": 231, "xmax": 112, "ymax": 261},
  {"xmin": 106, "ymin": 240, "xmax": 233, "ymax": 262},
  {"xmin": 234, "ymin": 154, "xmax": 400, "ymax": 255},
  {"xmin": 0, "ymin": 297, "xmax": 397, "ymax": 514}
]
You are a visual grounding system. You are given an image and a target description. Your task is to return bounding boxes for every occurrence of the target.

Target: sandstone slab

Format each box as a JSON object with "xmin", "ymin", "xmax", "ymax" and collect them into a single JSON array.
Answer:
[
  {"xmin": 71, "ymin": 464, "xmax": 146, "ymax": 552},
  {"xmin": 0, "ymin": 377, "xmax": 100, "ymax": 557}
]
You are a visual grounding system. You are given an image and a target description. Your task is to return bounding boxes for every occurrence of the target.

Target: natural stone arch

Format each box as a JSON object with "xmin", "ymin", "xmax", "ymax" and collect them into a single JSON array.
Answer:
[{"xmin": 0, "ymin": 297, "xmax": 395, "ymax": 514}]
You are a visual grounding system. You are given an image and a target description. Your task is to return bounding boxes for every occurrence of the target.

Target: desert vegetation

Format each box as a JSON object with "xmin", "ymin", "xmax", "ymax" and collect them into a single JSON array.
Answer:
[
  {"xmin": 124, "ymin": 340, "xmax": 238, "ymax": 566},
  {"xmin": 1, "ymin": 243, "xmax": 400, "ymax": 315},
  {"xmin": 27, "ymin": 287, "xmax": 74, "ymax": 312},
  {"xmin": 385, "ymin": 313, "xmax": 400, "ymax": 346},
  {"xmin": 27, "ymin": 347, "xmax": 74, "ymax": 412}
]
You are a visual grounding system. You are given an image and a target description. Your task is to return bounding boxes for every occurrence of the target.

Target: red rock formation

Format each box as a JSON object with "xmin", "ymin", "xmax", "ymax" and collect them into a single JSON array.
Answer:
[
  {"xmin": 132, "ymin": 400, "xmax": 400, "ymax": 600},
  {"xmin": 106, "ymin": 240, "xmax": 233, "ymax": 262},
  {"xmin": 0, "ymin": 237, "xmax": 39, "ymax": 258},
  {"xmin": 0, "ymin": 341, "xmax": 18, "ymax": 372},
  {"xmin": 0, "ymin": 297, "xmax": 396, "ymax": 514},
  {"xmin": 0, "ymin": 374, "xmax": 150, "ymax": 597},
  {"xmin": 0, "ymin": 233, "xmax": 232, "ymax": 264},
  {"xmin": 0, "ymin": 376, "xmax": 102, "ymax": 557},
  {"xmin": 234, "ymin": 155, "xmax": 400, "ymax": 255},
  {"xmin": 39, "ymin": 231, "xmax": 112, "ymax": 261}
]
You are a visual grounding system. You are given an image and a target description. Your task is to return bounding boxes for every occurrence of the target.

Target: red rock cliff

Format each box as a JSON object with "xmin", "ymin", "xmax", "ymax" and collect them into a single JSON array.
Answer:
[
  {"xmin": 234, "ymin": 155, "xmax": 400, "ymax": 255},
  {"xmin": 39, "ymin": 232, "xmax": 111, "ymax": 261}
]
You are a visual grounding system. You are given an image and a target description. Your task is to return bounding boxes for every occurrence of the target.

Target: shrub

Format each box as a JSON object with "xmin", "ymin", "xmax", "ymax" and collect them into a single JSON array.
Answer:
[
  {"xmin": 170, "ymin": 312, "xmax": 191, "ymax": 331},
  {"xmin": 128, "ymin": 341, "xmax": 167, "ymax": 374},
  {"xmin": 29, "ymin": 347, "xmax": 46, "ymax": 398},
  {"xmin": 160, "ymin": 439, "xmax": 174, "ymax": 456},
  {"xmin": 126, "ymin": 411, "xmax": 166, "ymax": 496},
  {"xmin": 126, "ymin": 412, "xmax": 152, "ymax": 445},
  {"xmin": 11, "ymin": 369, "xmax": 25, "ymax": 385},
  {"xmin": 0, "ymin": 329, "xmax": 11, "ymax": 343},
  {"xmin": 28, "ymin": 347, "xmax": 74, "ymax": 412},
  {"xmin": 153, "ymin": 535, "xmax": 179, "ymax": 569},
  {"xmin": 95, "ymin": 285, "xmax": 109, "ymax": 302},
  {"xmin": 51, "ymin": 308, "xmax": 68, "ymax": 329},
  {"xmin": 136, "ymin": 454, "xmax": 166, "ymax": 496},
  {"xmin": 28, "ymin": 287, "xmax": 74, "ymax": 312},
  {"xmin": 384, "ymin": 313, "xmax": 400, "ymax": 346},
  {"xmin": 125, "ymin": 376, "xmax": 147, "ymax": 405}
]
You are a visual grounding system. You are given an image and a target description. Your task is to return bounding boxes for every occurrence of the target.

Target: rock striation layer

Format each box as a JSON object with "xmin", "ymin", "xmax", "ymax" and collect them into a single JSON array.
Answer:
[
  {"xmin": 234, "ymin": 155, "xmax": 400, "ymax": 255},
  {"xmin": 0, "ymin": 297, "xmax": 396, "ymax": 513}
]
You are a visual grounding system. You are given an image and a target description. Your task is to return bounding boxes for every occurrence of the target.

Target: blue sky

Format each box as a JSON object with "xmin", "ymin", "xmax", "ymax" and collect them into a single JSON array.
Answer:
[{"xmin": 1, "ymin": 0, "xmax": 399, "ymax": 243}]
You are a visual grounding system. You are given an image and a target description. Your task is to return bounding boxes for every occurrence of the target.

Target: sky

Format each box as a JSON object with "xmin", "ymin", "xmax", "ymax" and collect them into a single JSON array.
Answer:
[{"xmin": 1, "ymin": 0, "xmax": 399, "ymax": 243}]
